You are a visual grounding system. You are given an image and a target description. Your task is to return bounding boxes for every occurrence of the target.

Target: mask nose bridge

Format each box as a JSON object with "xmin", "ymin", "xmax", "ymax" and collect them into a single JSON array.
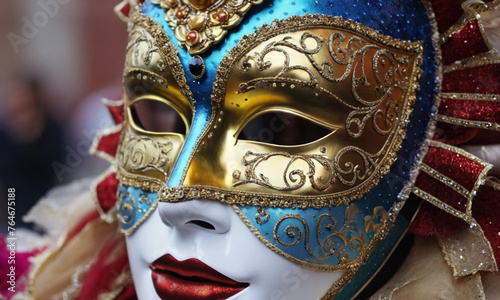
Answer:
[{"xmin": 166, "ymin": 104, "xmax": 213, "ymax": 188}]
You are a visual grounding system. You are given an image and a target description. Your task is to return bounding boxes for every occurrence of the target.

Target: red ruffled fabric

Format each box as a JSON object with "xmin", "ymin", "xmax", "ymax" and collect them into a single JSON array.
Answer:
[
  {"xmin": 93, "ymin": 99, "xmax": 123, "ymax": 216},
  {"xmin": 441, "ymin": 20, "xmax": 490, "ymax": 65},
  {"xmin": 96, "ymin": 172, "xmax": 120, "ymax": 214},
  {"xmin": 442, "ymin": 64, "xmax": 500, "ymax": 95},
  {"xmin": 410, "ymin": 0, "xmax": 500, "ymax": 269},
  {"xmin": 77, "ymin": 233, "xmax": 136, "ymax": 300}
]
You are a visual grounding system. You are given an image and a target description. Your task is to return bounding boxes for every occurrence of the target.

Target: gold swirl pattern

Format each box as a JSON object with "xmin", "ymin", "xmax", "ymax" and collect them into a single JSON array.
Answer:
[
  {"xmin": 116, "ymin": 190, "xmax": 137, "ymax": 225},
  {"xmin": 238, "ymin": 30, "xmax": 412, "ymax": 138},
  {"xmin": 234, "ymin": 148, "xmax": 379, "ymax": 192},
  {"xmin": 256, "ymin": 204, "xmax": 389, "ymax": 268},
  {"xmin": 118, "ymin": 127, "xmax": 173, "ymax": 182},
  {"xmin": 273, "ymin": 204, "xmax": 366, "ymax": 263},
  {"xmin": 118, "ymin": 13, "xmax": 193, "ymax": 189}
]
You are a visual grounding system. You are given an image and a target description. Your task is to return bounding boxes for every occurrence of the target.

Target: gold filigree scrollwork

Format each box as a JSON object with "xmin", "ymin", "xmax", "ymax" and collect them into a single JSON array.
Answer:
[
  {"xmin": 126, "ymin": 25, "xmax": 168, "ymax": 74},
  {"xmin": 118, "ymin": 129, "xmax": 173, "ymax": 178},
  {"xmin": 238, "ymin": 31, "xmax": 412, "ymax": 138},
  {"xmin": 364, "ymin": 206, "xmax": 389, "ymax": 233},
  {"xmin": 272, "ymin": 204, "xmax": 367, "ymax": 263},
  {"xmin": 234, "ymin": 147, "xmax": 379, "ymax": 192},
  {"xmin": 255, "ymin": 206, "xmax": 270, "ymax": 225},
  {"xmin": 234, "ymin": 151, "xmax": 334, "ymax": 191},
  {"xmin": 116, "ymin": 190, "xmax": 136, "ymax": 225}
]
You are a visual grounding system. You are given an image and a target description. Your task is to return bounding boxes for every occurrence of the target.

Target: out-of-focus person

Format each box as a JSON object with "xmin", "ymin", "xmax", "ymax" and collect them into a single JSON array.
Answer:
[{"xmin": 0, "ymin": 76, "xmax": 66, "ymax": 231}]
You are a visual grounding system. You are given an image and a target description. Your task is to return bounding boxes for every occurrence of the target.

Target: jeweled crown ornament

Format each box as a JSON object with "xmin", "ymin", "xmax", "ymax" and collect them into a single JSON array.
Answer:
[{"xmin": 154, "ymin": 0, "xmax": 264, "ymax": 54}]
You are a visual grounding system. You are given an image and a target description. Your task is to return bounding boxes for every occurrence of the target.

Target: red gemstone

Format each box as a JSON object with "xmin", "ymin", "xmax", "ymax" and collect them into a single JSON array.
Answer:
[
  {"xmin": 176, "ymin": 8, "xmax": 185, "ymax": 19},
  {"xmin": 216, "ymin": 11, "xmax": 228, "ymax": 22},
  {"xmin": 186, "ymin": 31, "xmax": 198, "ymax": 44}
]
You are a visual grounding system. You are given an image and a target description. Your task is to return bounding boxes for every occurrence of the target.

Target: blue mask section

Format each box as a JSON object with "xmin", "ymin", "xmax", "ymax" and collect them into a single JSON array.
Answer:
[
  {"xmin": 237, "ymin": 176, "xmax": 399, "ymax": 267},
  {"xmin": 117, "ymin": 185, "xmax": 158, "ymax": 233},
  {"xmin": 139, "ymin": 0, "xmax": 437, "ymax": 294}
]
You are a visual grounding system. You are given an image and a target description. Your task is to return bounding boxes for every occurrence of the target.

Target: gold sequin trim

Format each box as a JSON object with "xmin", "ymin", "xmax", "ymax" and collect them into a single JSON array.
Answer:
[
  {"xmin": 412, "ymin": 186, "xmax": 473, "ymax": 224},
  {"xmin": 442, "ymin": 51, "xmax": 500, "ymax": 73},
  {"xmin": 424, "ymin": 140, "xmax": 493, "ymax": 216},
  {"xmin": 124, "ymin": 68, "xmax": 170, "ymax": 90},
  {"xmin": 420, "ymin": 163, "xmax": 471, "ymax": 199},
  {"xmin": 117, "ymin": 171, "xmax": 164, "ymax": 192},
  {"xmin": 440, "ymin": 92, "xmax": 500, "ymax": 101},
  {"xmin": 437, "ymin": 114, "xmax": 500, "ymax": 131},
  {"xmin": 161, "ymin": 184, "xmax": 375, "ymax": 208}
]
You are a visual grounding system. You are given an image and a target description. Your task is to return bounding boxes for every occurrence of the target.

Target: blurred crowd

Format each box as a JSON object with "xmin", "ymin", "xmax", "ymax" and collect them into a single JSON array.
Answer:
[{"xmin": 0, "ymin": 1, "xmax": 127, "ymax": 232}]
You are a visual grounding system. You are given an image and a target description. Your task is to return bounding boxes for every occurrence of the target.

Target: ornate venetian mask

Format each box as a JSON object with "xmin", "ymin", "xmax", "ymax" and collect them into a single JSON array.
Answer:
[{"xmin": 115, "ymin": 0, "xmax": 439, "ymax": 298}]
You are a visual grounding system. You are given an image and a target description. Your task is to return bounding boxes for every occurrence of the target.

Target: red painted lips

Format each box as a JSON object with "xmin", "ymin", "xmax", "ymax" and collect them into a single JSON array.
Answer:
[{"xmin": 150, "ymin": 254, "xmax": 249, "ymax": 300}]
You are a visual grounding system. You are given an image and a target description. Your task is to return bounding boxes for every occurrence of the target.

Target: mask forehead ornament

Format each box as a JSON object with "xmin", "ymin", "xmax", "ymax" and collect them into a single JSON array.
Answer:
[{"xmin": 154, "ymin": 0, "xmax": 264, "ymax": 54}]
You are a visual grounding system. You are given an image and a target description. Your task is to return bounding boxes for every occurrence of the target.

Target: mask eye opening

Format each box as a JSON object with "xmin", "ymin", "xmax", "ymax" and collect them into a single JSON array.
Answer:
[
  {"xmin": 129, "ymin": 98, "xmax": 187, "ymax": 135},
  {"xmin": 237, "ymin": 111, "xmax": 333, "ymax": 146}
]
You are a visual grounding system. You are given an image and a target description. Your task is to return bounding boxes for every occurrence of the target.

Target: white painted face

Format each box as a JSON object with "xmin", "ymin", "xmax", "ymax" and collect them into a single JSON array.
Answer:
[{"xmin": 125, "ymin": 199, "xmax": 344, "ymax": 299}]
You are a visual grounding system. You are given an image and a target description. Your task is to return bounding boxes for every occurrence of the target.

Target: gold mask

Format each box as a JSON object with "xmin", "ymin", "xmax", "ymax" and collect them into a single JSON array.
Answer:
[
  {"xmin": 116, "ymin": 5, "xmax": 425, "ymax": 297},
  {"xmin": 156, "ymin": 15, "xmax": 423, "ymax": 208}
]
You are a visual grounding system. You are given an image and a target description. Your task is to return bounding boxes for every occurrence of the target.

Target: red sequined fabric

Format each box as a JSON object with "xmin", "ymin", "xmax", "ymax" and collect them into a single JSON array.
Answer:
[
  {"xmin": 96, "ymin": 172, "xmax": 120, "ymax": 213},
  {"xmin": 410, "ymin": 0, "xmax": 500, "ymax": 270},
  {"xmin": 423, "ymin": 146, "xmax": 486, "ymax": 190},
  {"xmin": 438, "ymin": 98, "xmax": 500, "ymax": 123},
  {"xmin": 414, "ymin": 144, "xmax": 489, "ymax": 215},
  {"xmin": 408, "ymin": 202, "xmax": 466, "ymax": 236},
  {"xmin": 442, "ymin": 64, "xmax": 500, "ymax": 95},
  {"xmin": 441, "ymin": 20, "xmax": 490, "ymax": 65},
  {"xmin": 430, "ymin": 0, "xmax": 465, "ymax": 33},
  {"xmin": 433, "ymin": 123, "xmax": 478, "ymax": 145}
]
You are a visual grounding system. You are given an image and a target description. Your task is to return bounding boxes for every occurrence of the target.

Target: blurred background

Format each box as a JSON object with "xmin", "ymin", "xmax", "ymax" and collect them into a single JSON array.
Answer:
[{"xmin": 0, "ymin": 0, "xmax": 127, "ymax": 229}]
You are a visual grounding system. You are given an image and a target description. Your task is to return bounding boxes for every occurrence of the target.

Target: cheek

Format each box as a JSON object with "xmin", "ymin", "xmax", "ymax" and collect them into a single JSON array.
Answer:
[
  {"xmin": 219, "ymin": 211, "xmax": 343, "ymax": 300},
  {"xmin": 125, "ymin": 208, "xmax": 171, "ymax": 299}
]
